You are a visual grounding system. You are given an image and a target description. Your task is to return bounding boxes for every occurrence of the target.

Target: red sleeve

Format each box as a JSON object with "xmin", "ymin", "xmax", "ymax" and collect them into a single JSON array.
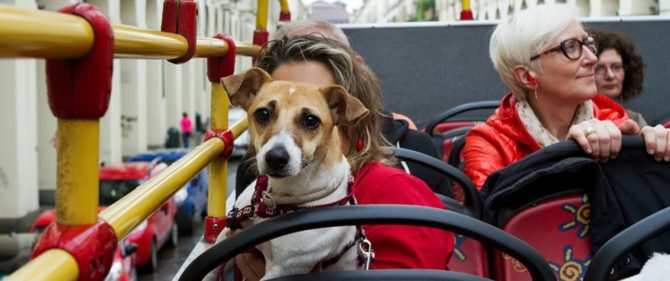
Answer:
[
  {"xmin": 593, "ymin": 94, "xmax": 629, "ymax": 126},
  {"xmin": 463, "ymin": 128, "xmax": 506, "ymax": 191},
  {"xmin": 355, "ymin": 169, "xmax": 454, "ymax": 270}
]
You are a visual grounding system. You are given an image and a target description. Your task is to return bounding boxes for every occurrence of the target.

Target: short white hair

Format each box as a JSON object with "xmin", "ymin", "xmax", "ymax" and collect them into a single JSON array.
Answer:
[
  {"xmin": 489, "ymin": 4, "xmax": 579, "ymax": 98},
  {"xmin": 272, "ymin": 19, "xmax": 350, "ymax": 47}
]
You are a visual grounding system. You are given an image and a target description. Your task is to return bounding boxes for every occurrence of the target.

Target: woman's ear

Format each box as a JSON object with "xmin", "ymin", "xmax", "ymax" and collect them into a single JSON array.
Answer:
[{"xmin": 513, "ymin": 65, "xmax": 538, "ymax": 91}]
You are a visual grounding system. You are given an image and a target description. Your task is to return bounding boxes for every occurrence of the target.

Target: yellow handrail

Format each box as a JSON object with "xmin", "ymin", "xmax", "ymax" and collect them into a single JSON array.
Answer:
[
  {"xmin": 7, "ymin": 249, "xmax": 78, "ymax": 281},
  {"xmin": 3, "ymin": 0, "xmax": 266, "ymax": 279},
  {"xmin": 98, "ymin": 118, "xmax": 248, "ymax": 239},
  {"xmin": 99, "ymin": 139, "xmax": 222, "ymax": 238},
  {"xmin": 0, "ymin": 5, "xmax": 260, "ymax": 59}
]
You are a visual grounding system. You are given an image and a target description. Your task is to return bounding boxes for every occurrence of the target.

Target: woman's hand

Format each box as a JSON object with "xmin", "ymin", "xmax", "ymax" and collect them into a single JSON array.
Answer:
[
  {"xmin": 235, "ymin": 253, "xmax": 265, "ymax": 281},
  {"xmin": 568, "ymin": 119, "xmax": 625, "ymax": 162},
  {"xmin": 225, "ymin": 229, "xmax": 266, "ymax": 281},
  {"xmin": 641, "ymin": 125, "xmax": 670, "ymax": 162}
]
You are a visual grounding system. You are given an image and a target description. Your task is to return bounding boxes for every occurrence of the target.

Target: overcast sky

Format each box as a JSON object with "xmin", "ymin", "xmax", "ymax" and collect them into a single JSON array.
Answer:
[{"xmin": 301, "ymin": 0, "xmax": 364, "ymax": 13}]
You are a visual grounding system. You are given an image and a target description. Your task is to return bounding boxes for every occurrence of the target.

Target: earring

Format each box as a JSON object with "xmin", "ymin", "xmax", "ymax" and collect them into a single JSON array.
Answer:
[
  {"xmin": 356, "ymin": 139, "xmax": 364, "ymax": 151},
  {"xmin": 528, "ymin": 76, "xmax": 538, "ymax": 99}
]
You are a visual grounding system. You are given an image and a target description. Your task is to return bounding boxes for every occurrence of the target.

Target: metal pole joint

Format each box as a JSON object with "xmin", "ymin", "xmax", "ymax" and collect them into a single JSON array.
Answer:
[
  {"xmin": 161, "ymin": 0, "xmax": 198, "ymax": 64},
  {"xmin": 31, "ymin": 221, "xmax": 118, "ymax": 281},
  {"xmin": 47, "ymin": 3, "xmax": 113, "ymax": 119}
]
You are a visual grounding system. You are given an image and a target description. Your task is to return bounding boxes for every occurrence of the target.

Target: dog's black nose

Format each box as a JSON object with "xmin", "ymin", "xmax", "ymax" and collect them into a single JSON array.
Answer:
[{"xmin": 266, "ymin": 146, "xmax": 289, "ymax": 170}]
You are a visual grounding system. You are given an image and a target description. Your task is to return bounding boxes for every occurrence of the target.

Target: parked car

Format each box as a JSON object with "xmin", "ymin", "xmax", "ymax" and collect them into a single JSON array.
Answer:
[
  {"xmin": 129, "ymin": 149, "xmax": 208, "ymax": 235},
  {"xmin": 29, "ymin": 161, "xmax": 178, "ymax": 272},
  {"xmin": 100, "ymin": 162, "xmax": 178, "ymax": 271}
]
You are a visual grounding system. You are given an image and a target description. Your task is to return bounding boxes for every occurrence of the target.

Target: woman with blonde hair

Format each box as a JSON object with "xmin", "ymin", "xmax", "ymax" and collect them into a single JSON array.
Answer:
[{"xmin": 230, "ymin": 35, "xmax": 454, "ymax": 280}]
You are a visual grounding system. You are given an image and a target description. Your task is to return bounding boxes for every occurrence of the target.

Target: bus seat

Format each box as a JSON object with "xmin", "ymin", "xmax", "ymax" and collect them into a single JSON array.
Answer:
[
  {"xmin": 423, "ymin": 100, "xmax": 498, "ymax": 161},
  {"xmin": 391, "ymin": 148, "xmax": 488, "ymax": 278},
  {"xmin": 494, "ymin": 193, "xmax": 592, "ymax": 281}
]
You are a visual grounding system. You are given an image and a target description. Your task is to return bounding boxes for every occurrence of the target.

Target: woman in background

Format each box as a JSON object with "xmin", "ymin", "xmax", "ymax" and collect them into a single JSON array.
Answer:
[{"xmin": 590, "ymin": 28, "xmax": 647, "ymax": 127}]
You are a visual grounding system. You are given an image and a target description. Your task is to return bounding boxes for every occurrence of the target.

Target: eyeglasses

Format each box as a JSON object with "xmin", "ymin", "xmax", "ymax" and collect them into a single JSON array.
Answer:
[
  {"xmin": 530, "ymin": 36, "xmax": 597, "ymax": 61},
  {"xmin": 595, "ymin": 63, "xmax": 625, "ymax": 75}
]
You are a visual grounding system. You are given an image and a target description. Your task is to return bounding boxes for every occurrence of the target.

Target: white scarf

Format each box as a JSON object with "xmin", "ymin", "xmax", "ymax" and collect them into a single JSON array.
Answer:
[{"xmin": 515, "ymin": 98, "xmax": 594, "ymax": 148}]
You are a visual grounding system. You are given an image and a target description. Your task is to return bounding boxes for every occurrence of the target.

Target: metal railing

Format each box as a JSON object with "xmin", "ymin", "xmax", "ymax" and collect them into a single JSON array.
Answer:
[{"xmin": 1, "ymin": 0, "xmax": 290, "ymax": 279}]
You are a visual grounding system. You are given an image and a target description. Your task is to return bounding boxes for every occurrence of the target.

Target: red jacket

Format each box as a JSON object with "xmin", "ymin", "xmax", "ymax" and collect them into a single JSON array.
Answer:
[
  {"xmin": 354, "ymin": 162, "xmax": 454, "ymax": 269},
  {"xmin": 463, "ymin": 93, "xmax": 629, "ymax": 190}
]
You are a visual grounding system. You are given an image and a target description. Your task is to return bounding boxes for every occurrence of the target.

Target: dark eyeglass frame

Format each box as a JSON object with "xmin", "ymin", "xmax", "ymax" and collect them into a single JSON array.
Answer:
[{"xmin": 530, "ymin": 36, "xmax": 597, "ymax": 61}]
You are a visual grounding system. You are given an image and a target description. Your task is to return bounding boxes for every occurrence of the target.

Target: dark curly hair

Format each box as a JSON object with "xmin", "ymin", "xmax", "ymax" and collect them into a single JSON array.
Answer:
[{"xmin": 589, "ymin": 28, "xmax": 645, "ymax": 101}]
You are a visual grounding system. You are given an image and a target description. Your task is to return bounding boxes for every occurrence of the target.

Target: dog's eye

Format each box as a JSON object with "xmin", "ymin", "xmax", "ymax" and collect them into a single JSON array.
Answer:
[
  {"xmin": 254, "ymin": 108, "xmax": 271, "ymax": 124},
  {"xmin": 303, "ymin": 114, "xmax": 321, "ymax": 129}
]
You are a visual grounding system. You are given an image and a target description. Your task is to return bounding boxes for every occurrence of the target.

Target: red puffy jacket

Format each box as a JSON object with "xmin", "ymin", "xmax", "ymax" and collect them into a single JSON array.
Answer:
[{"xmin": 463, "ymin": 93, "xmax": 629, "ymax": 190}]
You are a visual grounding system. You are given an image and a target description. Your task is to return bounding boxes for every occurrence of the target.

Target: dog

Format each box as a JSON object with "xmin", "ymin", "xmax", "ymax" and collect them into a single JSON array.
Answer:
[{"xmin": 220, "ymin": 67, "xmax": 369, "ymax": 280}]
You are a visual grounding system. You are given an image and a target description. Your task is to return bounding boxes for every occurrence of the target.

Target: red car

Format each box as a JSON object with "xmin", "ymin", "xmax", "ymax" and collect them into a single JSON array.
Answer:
[
  {"xmin": 30, "ymin": 161, "xmax": 178, "ymax": 273},
  {"xmin": 99, "ymin": 162, "xmax": 179, "ymax": 271}
]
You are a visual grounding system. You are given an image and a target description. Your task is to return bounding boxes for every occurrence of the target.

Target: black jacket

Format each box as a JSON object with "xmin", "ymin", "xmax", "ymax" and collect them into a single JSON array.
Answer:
[
  {"xmin": 480, "ymin": 136, "xmax": 670, "ymax": 279},
  {"xmin": 381, "ymin": 115, "xmax": 452, "ymax": 195}
]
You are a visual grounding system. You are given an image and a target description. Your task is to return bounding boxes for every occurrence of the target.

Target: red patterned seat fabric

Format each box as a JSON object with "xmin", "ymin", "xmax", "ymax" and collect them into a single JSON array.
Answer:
[
  {"xmin": 495, "ymin": 194, "xmax": 592, "ymax": 281},
  {"xmin": 448, "ymin": 233, "xmax": 489, "ymax": 277}
]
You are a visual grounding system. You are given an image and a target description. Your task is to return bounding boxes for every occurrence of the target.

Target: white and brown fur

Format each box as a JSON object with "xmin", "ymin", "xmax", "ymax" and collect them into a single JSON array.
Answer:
[{"xmin": 220, "ymin": 67, "xmax": 369, "ymax": 280}]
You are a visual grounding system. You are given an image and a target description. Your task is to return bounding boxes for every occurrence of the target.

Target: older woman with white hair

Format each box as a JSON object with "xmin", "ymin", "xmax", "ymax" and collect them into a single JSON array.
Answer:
[{"xmin": 463, "ymin": 4, "xmax": 670, "ymax": 190}]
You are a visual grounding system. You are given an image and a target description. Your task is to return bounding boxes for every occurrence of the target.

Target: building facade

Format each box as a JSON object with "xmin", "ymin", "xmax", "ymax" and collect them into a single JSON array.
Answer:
[
  {"xmin": 309, "ymin": 0, "xmax": 350, "ymax": 23},
  {"xmin": 0, "ymin": 0, "xmax": 306, "ymax": 220},
  {"xmin": 353, "ymin": 0, "xmax": 664, "ymax": 23}
]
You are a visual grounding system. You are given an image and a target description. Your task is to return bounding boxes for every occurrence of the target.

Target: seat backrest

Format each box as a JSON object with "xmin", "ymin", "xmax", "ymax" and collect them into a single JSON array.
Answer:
[
  {"xmin": 434, "ymin": 121, "xmax": 475, "ymax": 135},
  {"xmin": 449, "ymin": 233, "xmax": 490, "ymax": 278},
  {"xmin": 423, "ymin": 100, "xmax": 498, "ymax": 161},
  {"xmin": 179, "ymin": 205, "xmax": 556, "ymax": 281},
  {"xmin": 495, "ymin": 193, "xmax": 593, "ymax": 281},
  {"xmin": 439, "ymin": 127, "xmax": 471, "ymax": 165},
  {"xmin": 391, "ymin": 148, "xmax": 489, "ymax": 278}
]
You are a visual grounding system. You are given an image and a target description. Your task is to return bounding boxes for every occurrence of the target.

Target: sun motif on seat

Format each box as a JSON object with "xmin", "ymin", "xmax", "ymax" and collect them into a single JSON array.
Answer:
[
  {"xmin": 559, "ymin": 194, "xmax": 590, "ymax": 238},
  {"xmin": 548, "ymin": 245, "xmax": 592, "ymax": 281},
  {"xmin": 452, "ymin": 234, "xmax": 467, "ymax": 262}
]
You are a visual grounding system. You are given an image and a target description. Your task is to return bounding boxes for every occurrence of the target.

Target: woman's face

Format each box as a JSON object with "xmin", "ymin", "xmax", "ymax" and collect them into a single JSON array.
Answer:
[
  {"xmin": 595, "ymin": 48, "xmax": 625, "ymax": 99},
  {"xmin": 271, "ymin": 60, "xmax": 336, "ymax": 87},
  {"xmin": 535, "ymin": 21, "xmax": 598, "ymax": 104}
]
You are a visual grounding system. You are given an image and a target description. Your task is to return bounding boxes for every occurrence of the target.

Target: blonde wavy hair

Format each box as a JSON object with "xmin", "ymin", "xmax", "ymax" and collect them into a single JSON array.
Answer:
[{"xmin": 256, "ymin": 35, "xmax": 395, "ymax": 172}]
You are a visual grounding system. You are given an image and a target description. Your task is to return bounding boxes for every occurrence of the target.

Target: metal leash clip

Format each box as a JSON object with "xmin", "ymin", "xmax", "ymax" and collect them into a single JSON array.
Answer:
[{"xmin": 357, "ymin": 237, "xmax": 375, "ymax": 270}]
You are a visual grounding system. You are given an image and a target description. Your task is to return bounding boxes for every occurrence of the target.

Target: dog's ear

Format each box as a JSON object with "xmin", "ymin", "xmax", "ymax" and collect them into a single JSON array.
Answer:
[
  {"xmin": 320, "ymin": 85, "xmax": 369, "ymax": 126},
  {"xmin": 221, "ymin": 67, "xmax": 272, "ymax": 110}
]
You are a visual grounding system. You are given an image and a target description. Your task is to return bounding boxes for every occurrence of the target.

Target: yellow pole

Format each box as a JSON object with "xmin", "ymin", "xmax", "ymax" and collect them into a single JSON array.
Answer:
[
  {"xmin": 279, "ymin": 0, "xmax": 289, "ymax": 12},
  {"xmin": 256, "ymin": 0, "xmax": 269, "ymax": 31},
  {"xmin": 99, "ymin": 139, "xmax": 224, "ymax": 238},
  {"xmin": 6, "ymin": 249, "xmax": 78, "ymax": 281},
  {"xmin": 460, "ymin": 0, "xmax": 474, "ymax": 20},
  {"xmin": 0, "ymin": 6, "xmax": 261, "ymax": 59},
  {"xmin": 56, "ymin": 119, "xmax": 99, "ymax": 225},
  {"xmin": 207, "ymin": 82, "xmax": 229, "ymax": 218},
  {"xmin": 462, "ymin": 0, "xmax": 471, "ymax": 10}
]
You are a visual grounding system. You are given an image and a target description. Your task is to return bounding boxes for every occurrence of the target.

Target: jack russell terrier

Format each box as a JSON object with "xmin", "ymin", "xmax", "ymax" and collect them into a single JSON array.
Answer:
[{"xmin": 220, "ymin": 67, "xmax": 370, "ymax": 280}]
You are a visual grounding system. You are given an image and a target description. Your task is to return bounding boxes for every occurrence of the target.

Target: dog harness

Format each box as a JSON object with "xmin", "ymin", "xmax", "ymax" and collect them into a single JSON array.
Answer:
[
  {"xmin": 226, "ymin": 175, "xmax": 356, "ymax": 230},
  {"xmin": 226, "ymin": 175, "xmax": 375, "ymax": 269}
]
